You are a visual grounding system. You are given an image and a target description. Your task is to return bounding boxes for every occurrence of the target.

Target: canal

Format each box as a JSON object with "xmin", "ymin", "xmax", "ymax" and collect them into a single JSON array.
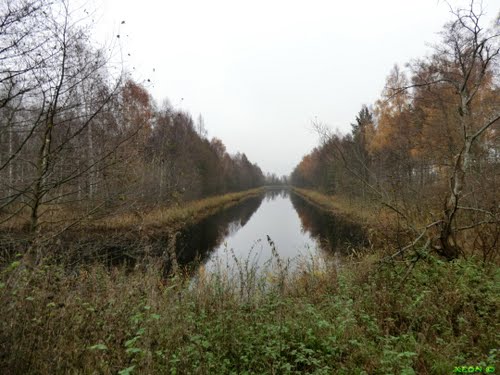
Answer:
[{"xmin": 175, "ymin": 189, "xmax": 366, "ymax": 274}]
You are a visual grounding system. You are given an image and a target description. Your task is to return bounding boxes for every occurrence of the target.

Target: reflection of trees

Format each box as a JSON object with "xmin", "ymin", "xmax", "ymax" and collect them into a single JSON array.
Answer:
[
  {"xmin": 226, "ymin": 221, "xmax": 243, "ymax": 237},
  {"xmin": 290, "ymin": 193, "xmax": 366, "ymax": 254},
  {"xmin": 175, "ymin": 194, "xmax": 264, "ymax": 266},
  {"xmin": 265, "ymin": 189, "xmax": 290, "ymax": 202},
  {"xmin": 219, "ymin": 199, "xmax": 257, "ymax": 237},
  {"xmin": 52, "ymin": 194, "xmax": 264, "ymax": 271}
]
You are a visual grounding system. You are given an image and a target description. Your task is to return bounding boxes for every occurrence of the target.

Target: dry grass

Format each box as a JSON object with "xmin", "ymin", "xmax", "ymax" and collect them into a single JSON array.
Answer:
[
  {"xmin": 292, "ymin": 188, "xmax": 403, "ymax": 250},
  {"xmin": 87, "ymin": 188, "xmax": 265, "ymax": 231},
  {"xmin": 292, "ymin": 188, "xmax": 388, "ymax": 225},
  {"xmin": 292, "ymin": 188, "xmax": 499, "ymax": 262},
  {"xmin": 0, "ymin": 188, "xmax": 265, "ymax": 233}
]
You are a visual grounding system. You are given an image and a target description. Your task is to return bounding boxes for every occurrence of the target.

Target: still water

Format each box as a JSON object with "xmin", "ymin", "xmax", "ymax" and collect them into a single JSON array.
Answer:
[{"xmin": 175, "ymin": 189, "xmax": 366, "ymax": 273}]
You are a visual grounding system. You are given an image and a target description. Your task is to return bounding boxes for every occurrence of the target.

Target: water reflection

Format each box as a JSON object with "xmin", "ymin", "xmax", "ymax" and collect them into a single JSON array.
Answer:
[
  {"xmin": 202, "ymin": 190, "xmax": 319, "ymax": 273},
  {"xmin": 290, "ymin": 193, "xmax": 367, "ymax": 254},
  {"xmin": 175, "ymin": 194, "xmax": 264, "ymax": 267},
  {"xmin": 62, "ymin": 194, "xmax": 265, "ymax": 272},
  {"xmin": 264, "ymin": 188, "xmax": 290, "ymax": 202},
  {"xmin": 177, "ymin": 189, "xmax": 368, "ymax": 276}
]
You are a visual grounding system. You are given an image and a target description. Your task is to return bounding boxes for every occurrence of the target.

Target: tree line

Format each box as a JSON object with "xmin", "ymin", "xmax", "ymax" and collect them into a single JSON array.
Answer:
[
  {"xmin": 292, "ymin": 2, "xmax": 499, "ymax": 261},
  {"xmin": 0, "ymin": 0, "xmax": 264, "ymax": 233}
]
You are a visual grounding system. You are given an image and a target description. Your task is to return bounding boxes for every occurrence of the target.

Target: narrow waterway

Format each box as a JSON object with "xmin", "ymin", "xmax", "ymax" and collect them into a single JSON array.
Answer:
[{"xmin": 175, "ymin": 189, "xmax": 366, "ymax": 274}]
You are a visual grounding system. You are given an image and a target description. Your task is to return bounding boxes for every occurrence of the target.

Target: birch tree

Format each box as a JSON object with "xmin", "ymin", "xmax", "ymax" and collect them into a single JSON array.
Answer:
[{"xmin": 416, "ymin": 3, "xmax": 500, "ymax": 259}]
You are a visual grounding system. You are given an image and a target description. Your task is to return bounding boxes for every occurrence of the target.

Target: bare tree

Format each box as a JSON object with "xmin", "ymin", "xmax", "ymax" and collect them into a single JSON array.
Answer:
[{"xmin": 0, "ymin": 0, "xmax": 125, "ymax": 234}]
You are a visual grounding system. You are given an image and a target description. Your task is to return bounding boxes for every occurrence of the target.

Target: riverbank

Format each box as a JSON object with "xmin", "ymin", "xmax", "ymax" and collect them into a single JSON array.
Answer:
[
  {"xmin": 0, "ymin": 188, "xmax": 267, "ymax": 271},
  {"xmin": 0, "ymin": 188, "xmax": 265, "ymax": 234},
  {"xmin": 92, "ymin": 188, "xmax": 265, "ymax": 232},
  {"xmin": 292, "ymin": 187, "xmax": 387, "ymax": 226},
  {"xmin": 292, "ymin": 188, "xmax": 414, "ymax": 251}
]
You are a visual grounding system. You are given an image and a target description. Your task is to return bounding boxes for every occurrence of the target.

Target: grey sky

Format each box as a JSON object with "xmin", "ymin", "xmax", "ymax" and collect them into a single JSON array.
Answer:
[{"xmin": 92, "ymin": 0, "xmax": 499, "ymax": 177}]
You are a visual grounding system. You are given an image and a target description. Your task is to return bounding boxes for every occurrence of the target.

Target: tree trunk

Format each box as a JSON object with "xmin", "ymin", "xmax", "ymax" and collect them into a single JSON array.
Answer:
[
  {"xmin": 30, "ymin": 117, "xmax": 53, "ymax": 232},
  {"xmin": 437, "ymin": 135, "xmax": 473, "ymax": 259}
]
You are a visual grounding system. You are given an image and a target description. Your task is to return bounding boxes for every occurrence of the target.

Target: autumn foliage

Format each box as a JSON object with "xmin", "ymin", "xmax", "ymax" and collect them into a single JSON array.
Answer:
[{"xmin": 292, "ymin": 5, "xmax": 499, "ymax": 261}]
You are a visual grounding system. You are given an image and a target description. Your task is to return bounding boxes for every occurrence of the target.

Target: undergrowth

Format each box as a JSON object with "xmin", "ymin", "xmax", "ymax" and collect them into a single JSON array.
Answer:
[{"xmin": 1, "ymin": 249, "xmax": 498, "ymax": 374}]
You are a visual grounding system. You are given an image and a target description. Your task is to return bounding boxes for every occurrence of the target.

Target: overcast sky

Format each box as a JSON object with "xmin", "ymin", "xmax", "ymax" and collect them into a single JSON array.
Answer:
[{"xmin": 91, "ymin": 0, "xmax": 498, "ymax": 177}]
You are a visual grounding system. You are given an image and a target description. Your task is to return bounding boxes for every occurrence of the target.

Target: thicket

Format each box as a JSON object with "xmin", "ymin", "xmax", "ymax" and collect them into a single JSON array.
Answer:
[{"xmin": 1, "ymin": 250, "xmax": 498, "ymax": 374}]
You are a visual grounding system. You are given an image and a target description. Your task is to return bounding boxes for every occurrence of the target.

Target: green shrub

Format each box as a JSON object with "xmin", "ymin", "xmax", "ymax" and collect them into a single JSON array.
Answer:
[{"xmin": 0, "ymin": 252, "xmax": 497, "ymax": 374}]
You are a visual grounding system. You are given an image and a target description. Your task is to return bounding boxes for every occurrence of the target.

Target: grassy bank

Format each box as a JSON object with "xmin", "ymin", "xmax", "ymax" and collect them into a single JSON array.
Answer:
[
  {"xmin": 0, "ymin": 188, "xmax": 266, "ymax": 272},
  {"xmin": 1, "ymin": 251, "xmax": 498, "ymax": 374},
  {"xmin": 0, "ymin": 188, "xmax": 265, "ymax": 234},
  {"xmin": 93, "ymin": 188, "xmax": 265, "ymax": 232},
  {"xmin": 291, "ymin": 187, "xmax": 422, "ymax": 252},
  {"xmin": 292, "ymin": 187, "xmax": 389, "ymax": 226}
]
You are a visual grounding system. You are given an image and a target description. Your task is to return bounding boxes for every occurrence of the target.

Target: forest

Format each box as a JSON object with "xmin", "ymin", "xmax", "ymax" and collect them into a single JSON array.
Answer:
[
  {"xmin": 0, "ymin": 0, "xmax": 499, "ymax": 374},
  {"xmin": 0, "ymin": 0, "xmax": 265, "ymax": 234},
  {"xmin": 292, "ymin": 35, "xmax": 499, "ymax": 262}
]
